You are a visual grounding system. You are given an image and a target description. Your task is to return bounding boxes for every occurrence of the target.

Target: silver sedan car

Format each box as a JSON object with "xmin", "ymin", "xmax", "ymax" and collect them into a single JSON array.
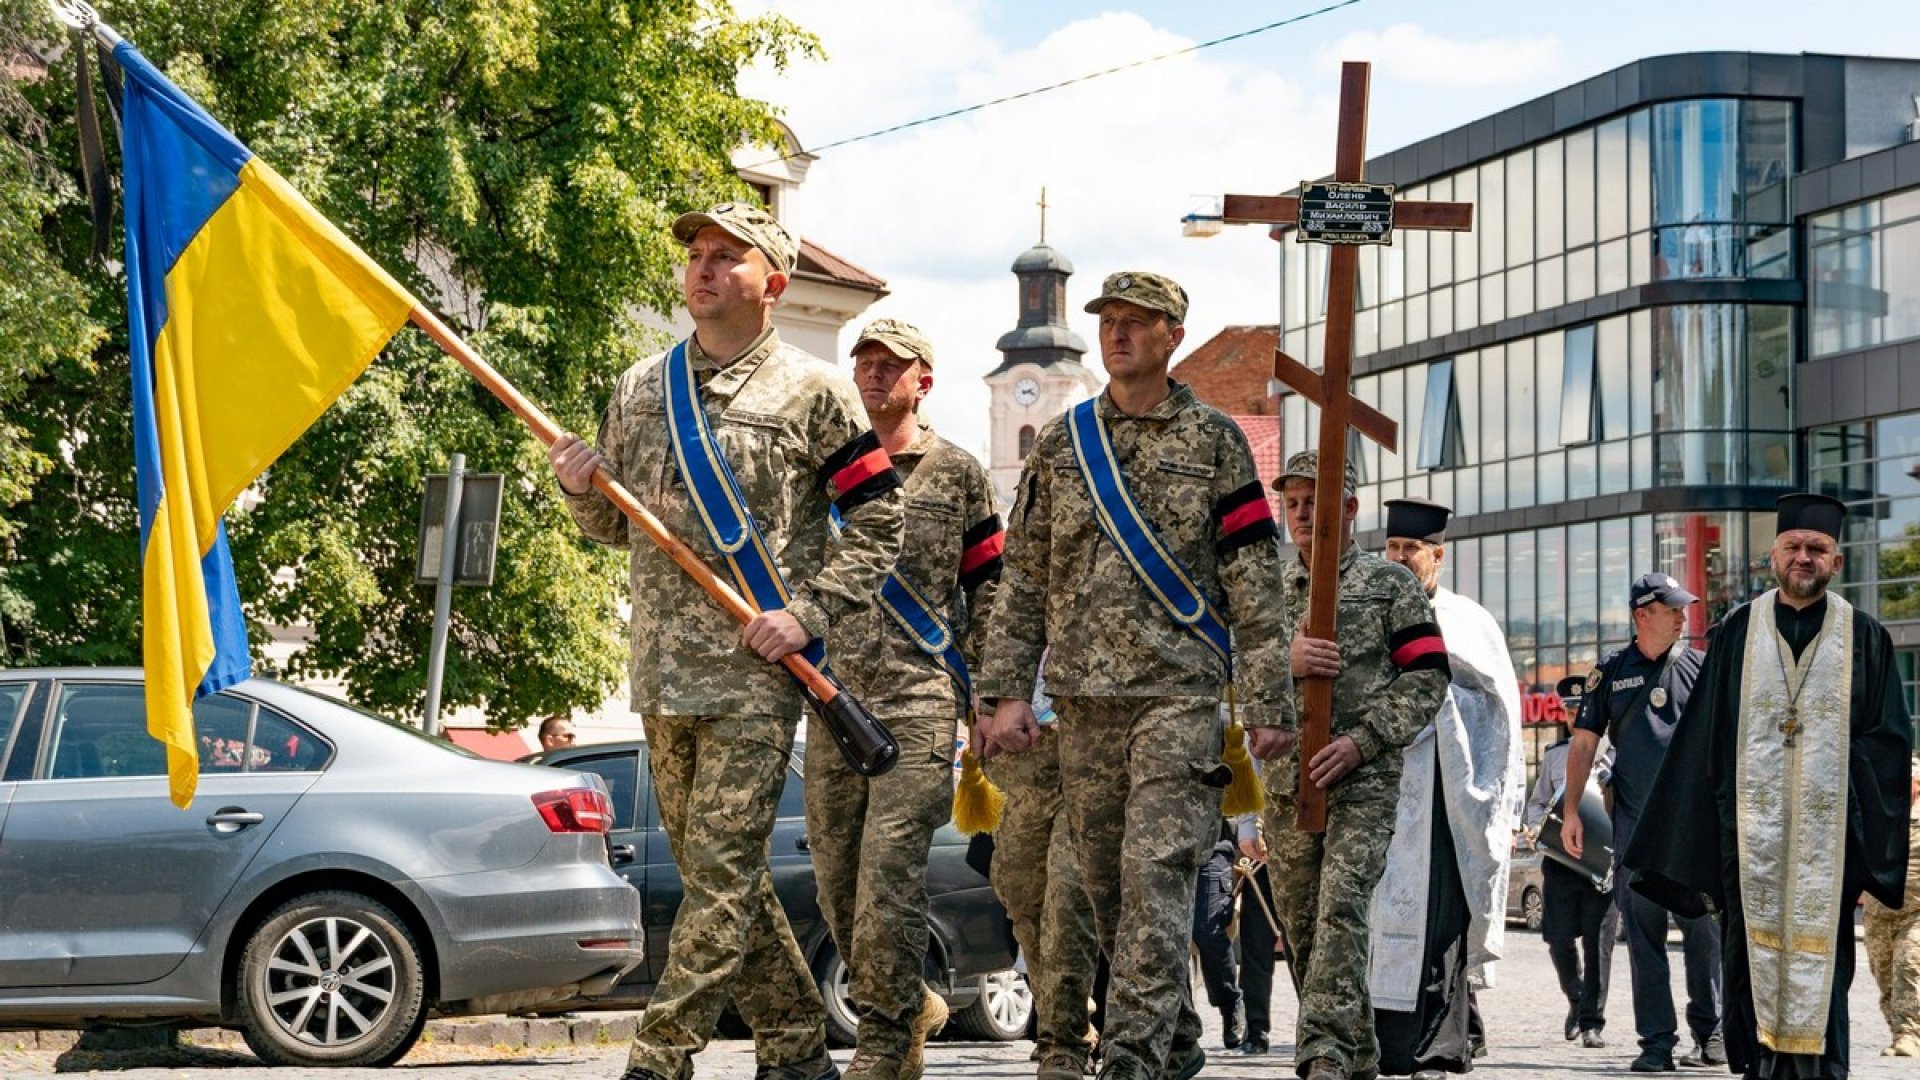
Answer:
[{"xmin": 0, "ymin": 668, "xmax": 642, "ymax": 1067}]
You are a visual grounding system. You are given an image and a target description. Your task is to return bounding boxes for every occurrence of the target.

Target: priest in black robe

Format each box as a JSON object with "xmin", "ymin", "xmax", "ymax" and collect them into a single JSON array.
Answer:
[{"xmin": 1626, "ymin": 493, "xmax": 1914, "ymax": 1080}]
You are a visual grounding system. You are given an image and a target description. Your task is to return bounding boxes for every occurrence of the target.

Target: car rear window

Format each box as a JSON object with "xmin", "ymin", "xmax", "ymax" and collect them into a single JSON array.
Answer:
[
  {"xmin": 48, "ymin": 684, "xmax": 164, "ymax": 779},
  {"xmin": 195, "ymin": 694, "xmax": 329, "ymax": 773}
]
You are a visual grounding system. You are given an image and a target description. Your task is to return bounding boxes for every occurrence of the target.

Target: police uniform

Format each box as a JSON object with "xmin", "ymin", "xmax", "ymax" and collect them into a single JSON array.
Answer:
[
  {"xmin": 804, "ymin": 319, "xmax": 1003, "ymax": 1079},
  {"xmin": 1573, "ymin": 574, "xmax": 1721, "ymax": 1067},
  {"xmin": 565, "ymin": 204, "xmax": 904, "ymax": 1080},
  {"xmin": 977, "ymin": 272, "xmax": 1292, "ymax": 1080},
  {"xmin": 1263, "ymin": 469, "xmax": 1450, "ymax": 1080}
]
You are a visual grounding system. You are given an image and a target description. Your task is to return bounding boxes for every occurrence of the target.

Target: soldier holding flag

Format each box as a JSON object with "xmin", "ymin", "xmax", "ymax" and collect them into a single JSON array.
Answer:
[{"xmin": 550, "ymin": 202, "xmax": 903, "ymax": 1080}]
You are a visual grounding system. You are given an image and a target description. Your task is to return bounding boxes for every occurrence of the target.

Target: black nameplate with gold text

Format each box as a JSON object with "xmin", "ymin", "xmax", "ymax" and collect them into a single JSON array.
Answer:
[{"xmin": 1297, "ymin": 181, "xmax": 1396, "ymax": 245}]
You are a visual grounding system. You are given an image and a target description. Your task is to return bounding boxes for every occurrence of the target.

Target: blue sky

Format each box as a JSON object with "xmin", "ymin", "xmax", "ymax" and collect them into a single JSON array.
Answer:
[{"xmin": 743, "ymin": 0, "xmax": 1920, "ymax": 458}]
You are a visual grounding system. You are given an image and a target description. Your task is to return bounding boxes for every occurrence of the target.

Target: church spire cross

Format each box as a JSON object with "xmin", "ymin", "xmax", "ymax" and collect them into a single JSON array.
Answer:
[
  {"xmin": 1037, "ymin": 186, "xmax": 1049, "ymax": 243},
  {"xmin": 1217, "ymin": 61, "xmax": 1473, "ymax": 834}
]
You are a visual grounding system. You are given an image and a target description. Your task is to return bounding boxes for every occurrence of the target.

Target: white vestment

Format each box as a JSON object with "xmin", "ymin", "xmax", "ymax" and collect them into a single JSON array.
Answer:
[
  {"xmin": 1738, "ymin": 590, "xmax": 1852, "ymax": 1055},
  {"xmin": 1369, "ymin": 587, "xmax": 1524, "ymax": 1010}
]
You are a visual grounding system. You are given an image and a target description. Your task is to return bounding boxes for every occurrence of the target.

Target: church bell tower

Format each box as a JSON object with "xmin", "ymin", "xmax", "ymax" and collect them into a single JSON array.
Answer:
[{"xmin": 984, "ymin": 195, "xmax": 1101, "ymax": 508}]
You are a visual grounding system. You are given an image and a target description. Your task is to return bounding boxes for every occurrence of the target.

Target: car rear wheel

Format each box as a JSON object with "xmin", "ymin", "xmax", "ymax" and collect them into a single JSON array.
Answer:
[
  {"xmin": 1522, "ymin": 886, "xmax": 1544, "ymax": 932},
  {"xmin": 949, "ymin": 968, "xmax": 1031, "ymax": 1041},
  {"xmin": 237, "ymin": 890, "xmax": 428, "ymax": 1068},
  {"xmin": 812, "ymin": 945, "xmax": 861, "ymax": 1047}
]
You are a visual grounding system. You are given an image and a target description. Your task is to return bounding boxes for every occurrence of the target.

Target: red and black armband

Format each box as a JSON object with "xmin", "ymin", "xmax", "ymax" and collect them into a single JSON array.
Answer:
[
  {"xmin": 959, "ymin": 514, "xmax": 1006, "ymax": 591},
  {"xmin": 821, "ymin": 431, "xmax": 901, "ymax": 515},
  {"xmin": 1212, "ymin": 481, "xmax": 1279, "ymax": 557},
  {"xmin": 1389, "ymin": 622, "xmax": 1450, "ymax": 676}
]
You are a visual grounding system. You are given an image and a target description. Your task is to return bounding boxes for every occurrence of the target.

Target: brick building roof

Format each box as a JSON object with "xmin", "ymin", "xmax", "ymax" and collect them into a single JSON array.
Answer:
[
  {"xmin": 796, "ymin": 238, "xmax": 887, "ymax": 294},
  {"xmin": 1170, "ymin": 325, "xmax": 1278, "ymax": 417},
  {"xmin": 1175, "ymin": 326, "xmax": 1286, "ymax": 515}
]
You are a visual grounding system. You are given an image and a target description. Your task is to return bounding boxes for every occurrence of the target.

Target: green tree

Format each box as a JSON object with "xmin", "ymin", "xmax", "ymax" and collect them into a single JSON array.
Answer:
[
  {"xmin": 0, "ymin": 0, "xmax": 816, "ymax": 725},
  {"xmin": 1877, "ymin": 522, "xmax": 1920, "ymax": 621}
]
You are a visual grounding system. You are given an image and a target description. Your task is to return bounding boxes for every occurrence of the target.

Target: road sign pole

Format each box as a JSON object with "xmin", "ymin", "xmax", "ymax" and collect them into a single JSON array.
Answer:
[{"xmin": 422, "ymin": 452, "xmax": 465, "ymax": 735}]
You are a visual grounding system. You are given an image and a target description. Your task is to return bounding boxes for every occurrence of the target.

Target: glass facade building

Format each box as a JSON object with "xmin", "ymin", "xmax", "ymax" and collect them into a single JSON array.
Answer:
[{"xmin": 1274, "ymin": 52, "xmax": 1920, "ymax": 720}]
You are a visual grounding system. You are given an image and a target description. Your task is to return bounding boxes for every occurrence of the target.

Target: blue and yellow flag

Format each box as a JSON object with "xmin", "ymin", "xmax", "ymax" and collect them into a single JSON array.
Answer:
[{"xmin": 118, "ymin": 41, "xmax": 417, "ymax": 806}]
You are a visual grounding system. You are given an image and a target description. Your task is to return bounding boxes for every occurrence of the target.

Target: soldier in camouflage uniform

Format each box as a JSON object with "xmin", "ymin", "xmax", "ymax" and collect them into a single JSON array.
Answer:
[
  {"xmin": 1864, "ymin": 751, "xmax": 1920, "ymax": 1057},
  {"xmin": 549, "ymin": 203, "xmax": 903, "ymax": 1080},
  {"xmin": 1263, "ymin": 451, "xmax": 1450, "ymax": 1080},
  {"xmin": 983, "ymin": 665, "xmax": 1101, "ymax": 1080},
  {"xmin": 976, "ymin": 272, "xmax": 1293, "ymax": 1080},
  {"xmin": 806, "ymin": 319, "xmax": 1004, "ymax": 1080}
]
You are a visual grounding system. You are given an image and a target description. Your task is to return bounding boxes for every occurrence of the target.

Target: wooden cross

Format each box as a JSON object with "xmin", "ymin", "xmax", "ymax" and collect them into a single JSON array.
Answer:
[{"xmin": 1220, "ymin": 61, "xmax": 1473, "ymax": 833}]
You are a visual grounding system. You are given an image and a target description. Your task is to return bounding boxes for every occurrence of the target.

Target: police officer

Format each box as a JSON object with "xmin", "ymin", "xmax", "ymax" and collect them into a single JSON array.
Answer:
[
  {"xmin": 1192, "ymin": 814, "xmax": 1249, "ymax": 1050},
  {"xmin": 1265, "ymin": 452, "xmax": 1451, "ymax": 1080},
  {"xmin": 807, "ymin": 319, "xmax": 1003, "ymax": 1080},
  {"xmin": 1523, "ymin": 681, "xmax": 1621, "ymax": 1050},
  {"xmin": 550, "ymin": 202, "xmax": 904, "ymax": 1080},
  {"xmin": 1561, "ymin": 573, "xmax": 1722, "ymax": 1073},
  {"xmin": 975, "ymin": 271, "xmax": 1293, "ymax": 1080}
]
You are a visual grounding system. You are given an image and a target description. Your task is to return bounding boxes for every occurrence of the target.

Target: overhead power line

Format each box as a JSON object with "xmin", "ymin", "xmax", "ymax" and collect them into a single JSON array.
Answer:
[{"xmin": 745, "ymin": 0, "xmax": 1369, "ymax": 169}]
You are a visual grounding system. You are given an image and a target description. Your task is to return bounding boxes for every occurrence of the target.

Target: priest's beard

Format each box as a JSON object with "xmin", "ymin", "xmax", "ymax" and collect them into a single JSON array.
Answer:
[{"xmin": 1777, "ymin": 565, "xmax": 1835, "ymax": 602}]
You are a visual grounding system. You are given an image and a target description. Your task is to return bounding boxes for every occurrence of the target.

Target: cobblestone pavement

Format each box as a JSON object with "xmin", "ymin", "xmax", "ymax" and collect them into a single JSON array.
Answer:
[{"xmin": 0, "ymin": 929, "xmax": 1904, "ymax": 1079}]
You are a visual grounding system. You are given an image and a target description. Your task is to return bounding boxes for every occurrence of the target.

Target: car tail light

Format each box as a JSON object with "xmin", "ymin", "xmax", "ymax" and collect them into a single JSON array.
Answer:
[{"xmin": 532, "ymin": 787, "xmax": 613, "ymax": 834}]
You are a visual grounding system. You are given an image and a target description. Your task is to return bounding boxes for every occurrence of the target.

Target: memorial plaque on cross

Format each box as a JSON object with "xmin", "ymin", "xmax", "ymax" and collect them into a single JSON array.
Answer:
[{"xmin": 1220, "ymin": 61, "xmax": 1473, "ymax": 833}]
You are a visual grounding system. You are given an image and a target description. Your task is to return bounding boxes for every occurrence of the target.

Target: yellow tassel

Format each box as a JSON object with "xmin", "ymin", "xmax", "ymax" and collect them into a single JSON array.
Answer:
[
  {"xmin": 1220, "ymin": 720, "xmax": 1266, "ymax": 816},
  {"xmin": 952, "ymin": 748, "xmax": 1006, "ymax": 834}
]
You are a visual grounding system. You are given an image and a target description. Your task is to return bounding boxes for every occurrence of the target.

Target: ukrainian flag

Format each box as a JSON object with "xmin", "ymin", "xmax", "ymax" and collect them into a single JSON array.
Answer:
[{"xmin": 119, "ymin": 41, "xmax": 417, "ymax": 807}]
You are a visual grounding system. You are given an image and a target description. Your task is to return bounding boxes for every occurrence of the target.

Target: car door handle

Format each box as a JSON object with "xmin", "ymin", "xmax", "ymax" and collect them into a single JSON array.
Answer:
[
  {"xmin": 795, "ymin": 834, "xmax": 810, "ymax": 853},
  {"xmin": 206, "ymin": 808, "xmax": 264, "ymax": 831},
  {"xmin": 609, "ymin": 843, "xmax": 636, "ymax": 867}
]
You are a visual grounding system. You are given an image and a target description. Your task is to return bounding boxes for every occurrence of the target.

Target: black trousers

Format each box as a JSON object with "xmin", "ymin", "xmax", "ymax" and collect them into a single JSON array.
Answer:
[
  {"xmin": 1542, "ymin": 859, "xmax": 1620, "ymax": 1033},
  {"xmin": 1192, "ymin": 842, "xmax": 1242, "ymax": 1016},
  {"xmin": 1616, "ymin": 812, "xmax": 1721, "ymax": 1055},
  {"xmin": 1236, "ymin": 862, "xmax": 1278, "ymax": 1040}
]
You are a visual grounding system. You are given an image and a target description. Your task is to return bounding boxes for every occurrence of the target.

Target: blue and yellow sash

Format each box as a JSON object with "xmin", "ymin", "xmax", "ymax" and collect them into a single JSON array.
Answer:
[
  {"xmin": 663, "ymin": 340, "xmax": 825, "ymax": 667},
  {"xmin": 879, "ymin": 572, "xmax": 973, "ymax": 699},
  {"xmin": 1067, "ymin": 400, "xmax": 1231, "ymax": 664}
]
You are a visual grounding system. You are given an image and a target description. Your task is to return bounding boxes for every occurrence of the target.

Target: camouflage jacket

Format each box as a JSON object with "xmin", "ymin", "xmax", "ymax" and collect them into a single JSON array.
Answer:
[
  {"xmin": 1275, "ymin": 544, "xmax": 1449, "ymax": 799},
  {"xmin": 975, "ymin": 383, "xmax": 1292, "ymax": 724},
  {"xmin": 565, "ymin": 329, "xmax": 903, "ymax": 719},
  {"xmin": 832, "ymin": 421, "xmax": 1003, "ymax": 721}
]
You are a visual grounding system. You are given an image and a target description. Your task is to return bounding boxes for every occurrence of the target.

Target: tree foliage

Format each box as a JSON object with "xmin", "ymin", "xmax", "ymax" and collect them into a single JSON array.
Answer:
[{"xmin": 0, "ymin": 0, "xmax": 816, "ymax": 725}]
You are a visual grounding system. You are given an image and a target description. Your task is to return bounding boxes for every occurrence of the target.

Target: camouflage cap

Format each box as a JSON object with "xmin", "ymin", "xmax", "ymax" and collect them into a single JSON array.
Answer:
[
  {"xmin": 850, "ymin": 318, "xmax": 935, "ymax": 366},
  {"xmin": 1275, "ymin": 450, "xmax": 1359, "ymax": 495},
  {"xmin": 1082, "ymin": 271, "xmax": 1189, "ymax": 323},
  {"xmin": 671, "ymin": 201, "xmax": 798, "ymax": 274}
]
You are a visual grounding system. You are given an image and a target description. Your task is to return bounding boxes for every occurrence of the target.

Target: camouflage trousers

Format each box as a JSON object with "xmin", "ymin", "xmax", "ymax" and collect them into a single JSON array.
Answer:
[
  {"xmin": 1264, "ymin": 757, "xmax": 1397, "ymax": 1078},
  {"xmin": 803, "ymin": 711, "xmax": 958, "ymax": 1058},
  {"xmin": 985, "ymin": 728, "xmax": 1099, "ymax": 1062},
  {"xmin": 1864, "ymin": 825, "xmax": 1920, "ymax": 1042},
  {"xmin": 1057, "ymin": 696, "xmax": 1222, "ymax": 1079},
  {"xmin": 627, "ymin": 714, "xmax": 827, "ymax": 1080}
]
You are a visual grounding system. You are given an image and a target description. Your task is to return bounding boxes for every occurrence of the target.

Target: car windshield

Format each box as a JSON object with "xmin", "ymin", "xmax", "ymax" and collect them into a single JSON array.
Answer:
[{"xmin": 269, "ymin": 683, "xmax": 480, "ymax": 758}]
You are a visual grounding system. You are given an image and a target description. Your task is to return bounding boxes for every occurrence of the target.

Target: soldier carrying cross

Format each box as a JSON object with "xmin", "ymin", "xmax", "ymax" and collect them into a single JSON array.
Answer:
[{"xmin": 1223, "ymin": 62, "xmax": 1472, "ymax": 1080}]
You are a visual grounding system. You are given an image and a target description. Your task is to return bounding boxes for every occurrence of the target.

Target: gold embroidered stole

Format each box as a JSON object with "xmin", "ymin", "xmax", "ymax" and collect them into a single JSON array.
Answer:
[{"xmin": 1737, "ymin": 590, "xmax": 1852, "ymax": 1055}]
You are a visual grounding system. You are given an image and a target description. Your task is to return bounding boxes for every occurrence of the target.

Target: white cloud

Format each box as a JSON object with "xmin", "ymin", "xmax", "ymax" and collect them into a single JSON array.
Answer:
[
  {"xmin": 1317, "ymin": 23, "xmax": 1562, "ymax": 87},
  {"xmin": 737, "ymin": 3, "xmax": 1332, "ymax": 459}
]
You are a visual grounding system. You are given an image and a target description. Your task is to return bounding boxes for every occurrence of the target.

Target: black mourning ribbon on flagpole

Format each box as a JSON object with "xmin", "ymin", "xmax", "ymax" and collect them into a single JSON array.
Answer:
[{"xmin": 70, "ymin": 26, "xmax": 120, "ymax": 262}]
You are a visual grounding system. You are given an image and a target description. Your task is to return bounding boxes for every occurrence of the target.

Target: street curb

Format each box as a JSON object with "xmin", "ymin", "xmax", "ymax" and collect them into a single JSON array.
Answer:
[{"xmin": 13, "ymin": 1010, "xmax": 650, "ymax": 1055}]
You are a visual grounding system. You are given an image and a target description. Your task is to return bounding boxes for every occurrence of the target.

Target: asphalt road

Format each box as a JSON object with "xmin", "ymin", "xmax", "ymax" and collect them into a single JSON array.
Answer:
[{"xmin": 0, "ymin": 928, "xmax": 1904, "ymax": 1079}]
